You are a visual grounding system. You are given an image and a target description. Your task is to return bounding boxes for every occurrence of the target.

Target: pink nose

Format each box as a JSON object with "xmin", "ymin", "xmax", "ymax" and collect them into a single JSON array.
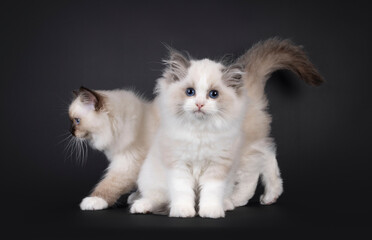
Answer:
[{"xmin": 196, "ymin": 103, "xmax": 204, "ymax": 110}]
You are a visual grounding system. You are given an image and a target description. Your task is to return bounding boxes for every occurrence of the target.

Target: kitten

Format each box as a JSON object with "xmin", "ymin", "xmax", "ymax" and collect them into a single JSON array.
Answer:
[
  {"xmin": 67, "ymin": 87, "xmax": 158, "ymax": 210},
  {"xmin": 130, "ymin": 38, "xmax": 323, "ymax": 218},
  {"xmin": 130, "ymin": 51, "xmax": 249, "ymax": 218}
]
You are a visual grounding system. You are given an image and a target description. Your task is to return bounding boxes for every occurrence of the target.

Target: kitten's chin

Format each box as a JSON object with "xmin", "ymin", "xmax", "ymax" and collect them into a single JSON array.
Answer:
[
  {"xmin": 75, "ymin": 133, "xmax": 89, "ymax": 139},
  {"xmin": 73, "ymin": 132, "xmax": 91, "ymax": 142},
  {"xmin": 192, "ymin": 110, "xmax": 208, "ymax": 120}
]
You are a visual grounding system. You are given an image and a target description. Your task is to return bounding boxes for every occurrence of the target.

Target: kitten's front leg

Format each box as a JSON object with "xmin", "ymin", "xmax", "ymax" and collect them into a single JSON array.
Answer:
[
  {"xmin": 198, "ymin": 162, "xmax": 231, "ymax": 218},
  {"xmin": 168, "ymin": 166, "xmax": 196, "ymax": 218},
  {"xmin": 80, "ymin": 153, "xmax": 140, "ymax": 210}
]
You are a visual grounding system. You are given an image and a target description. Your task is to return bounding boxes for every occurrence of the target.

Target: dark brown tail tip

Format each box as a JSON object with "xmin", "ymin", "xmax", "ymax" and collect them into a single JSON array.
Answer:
[
  {"xmin": 312, "ymin": 77, "xmax": 325, "ymax": 86},
  {"xmin": 307, "ymin": 72, "xmax": 325, "ymax": 86}
]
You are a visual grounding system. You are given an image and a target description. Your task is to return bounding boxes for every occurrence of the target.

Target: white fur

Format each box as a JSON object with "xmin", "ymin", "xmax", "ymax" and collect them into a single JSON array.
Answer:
[{"xmin": 80, "ymin": 196, "xmax": 108, "ymax": 210}]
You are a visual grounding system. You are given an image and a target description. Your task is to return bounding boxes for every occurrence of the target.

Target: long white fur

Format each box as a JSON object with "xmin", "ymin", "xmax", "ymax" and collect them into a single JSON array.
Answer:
[{"xmin": 131, "ymin": 59, "xmax": 249, "ymax": 218}]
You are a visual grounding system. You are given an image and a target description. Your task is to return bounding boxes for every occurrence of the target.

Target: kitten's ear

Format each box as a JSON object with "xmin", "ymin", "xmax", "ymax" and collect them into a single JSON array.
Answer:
[
  {"xmin": 72, "ymin": 90, "xmax": 79, "ymax": 97},
  {"xmin": 163, "ymin": 47, "xmax": 190, "ymax": 82},
  {"xmin": 222, "ymin": 64, "xmax": 245, "ymax": 90},
  {"xmin": 78, "ymin": 86, "xmax": 104, "ymax": 111}
]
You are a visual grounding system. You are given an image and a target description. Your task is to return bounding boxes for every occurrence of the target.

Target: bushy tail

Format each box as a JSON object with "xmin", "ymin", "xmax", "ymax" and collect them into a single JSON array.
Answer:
[{"xmin": 237, "ymin": 38, "xmax": 324, "ymax": 100}]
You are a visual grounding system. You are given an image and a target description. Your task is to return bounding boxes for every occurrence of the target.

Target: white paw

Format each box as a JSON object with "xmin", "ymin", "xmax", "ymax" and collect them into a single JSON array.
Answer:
[
  {"xmin": 261, "ymin": 178, "xmax": 283, "ymax": 205},
  {"xmin": 80, "ymin": 196, "xmax": 108, "ymax": 210},
  {"xmin": 169, "ymin": 203, "xmax": 196, "ymax": 218},
  {"xmin": 199, "ymin": 203, "xmax": 225, "ymax": 218},
  {"xmin": 130, "ymin": 198, "xmax": 152, "ymax": 214},
  {"xmin": 223, "ymin": 198, "xmax": 235, "ymax": 211},
  {"xmin": 260, "ymin": 192, "xmax": 280, "ymax": 205}
]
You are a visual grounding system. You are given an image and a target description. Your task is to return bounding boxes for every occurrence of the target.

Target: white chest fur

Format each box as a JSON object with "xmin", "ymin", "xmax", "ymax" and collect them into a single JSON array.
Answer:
[{"xmin": 161, "ymin": 123, "xmax": 240, "ymax": 178}]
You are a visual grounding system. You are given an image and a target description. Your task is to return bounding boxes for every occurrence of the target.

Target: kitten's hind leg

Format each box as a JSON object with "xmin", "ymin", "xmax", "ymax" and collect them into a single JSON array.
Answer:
[
  {"xmin": 130, "ymin": 189, "xmax": 168, "ymax": 214},
  {"xmin": 231, "ymin": 172, "xmax": 260, "ymax": 207},
  {"xmin": 130, "ymin": 185, "xmax": 169, "ymax": 214},
  {"xmin": 259, "ymin": 142, "xmax": 283, "ymax": 205},
  {"xmin": 230, "ymin": 148, "xmax": 262, "ymax": 207},
  {"xmin": 130, "ymin": 198, "xmax": 152, "ymax": 214}
]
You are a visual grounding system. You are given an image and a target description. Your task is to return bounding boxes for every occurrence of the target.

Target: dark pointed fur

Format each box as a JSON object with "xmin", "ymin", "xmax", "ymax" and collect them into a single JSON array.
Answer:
[
  {"xmin": 78, "ymin": 86, "xmax": 105, "ymax": 111},
  {"xmin": 237, "ymin": 38, "xmax": 324, "ymax": 93},
  {"xmin": 222, "ymin": 63, "xmax": 245, "ymax": 90},
  {"xmin": 163, "ymin": 47, "xmax": 191, "ymax": 82}
]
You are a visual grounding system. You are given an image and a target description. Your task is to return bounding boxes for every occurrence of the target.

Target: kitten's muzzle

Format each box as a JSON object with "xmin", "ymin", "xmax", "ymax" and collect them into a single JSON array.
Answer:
[{"xmin": 196, "ymin": 103, "xmax": 204, "ymax": 110}]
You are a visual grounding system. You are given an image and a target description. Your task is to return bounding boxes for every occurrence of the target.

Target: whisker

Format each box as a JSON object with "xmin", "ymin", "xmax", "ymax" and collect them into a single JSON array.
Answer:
[
  {"xmin": 76, "ymin": 139, "xmax": 82, "ymax": 164},
  {"xmin": 64, "ymin": 136, "xmax": 74, "ymax": 154},
  {"xmin": 70, "ymin": 138, "xmax": 76, "ymax": 160},
  {"xmin": 79, "ymin": 139, "xmax": 84, "ymax": 166},
  {"xmin": 81, "ymin": 140, "xmax": 85, "ymax": 166},
  {"xmin": 58, "ymin": 133, "xmax": 73, "ymax": 145},
  {"xmin": 83, "ymin": 140, "xmax": 88, "ymax": 165},
  {"xmin": 61, "ymin": 132, "xmax": 89, "ymax": 166},
  {"xmin": 73, "ymin": 138, "xmax": 88, "ymax": 166},
  {"xmin": 58, "ymin": 131, "xmax": 71, "ymax": 137}
]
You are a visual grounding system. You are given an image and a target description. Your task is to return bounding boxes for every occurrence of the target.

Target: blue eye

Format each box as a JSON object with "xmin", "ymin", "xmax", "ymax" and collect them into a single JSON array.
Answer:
[
  {"xmin": 186, "ymin": 88, "xmax": 195, "ymax": 96},
  {"xmin": 209, "ymin": 90, "xmax": 219, "ymax": 99},
  {"xmin": 74, "ymin": 118, "xmax": 80, "ymax": 125}
]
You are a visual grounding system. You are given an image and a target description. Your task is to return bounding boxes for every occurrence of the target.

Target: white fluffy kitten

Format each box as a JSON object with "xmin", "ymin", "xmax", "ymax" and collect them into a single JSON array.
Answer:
[
  {"xmin": 131, "ymin": 51, "xmax": 249, "ymax": 218},
  {"xmin": 67, "ymin": 87, "xmax": 158, "ymax": 210},
  {"xmin": 131, "ymin": 38, "xmax": 323, "ymax": 218}
]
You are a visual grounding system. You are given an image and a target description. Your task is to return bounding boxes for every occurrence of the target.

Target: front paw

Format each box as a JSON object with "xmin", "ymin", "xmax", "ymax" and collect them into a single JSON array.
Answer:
[
  {"xmin": 130, "ymin": 198, "xmax": 152, "ymax": 214},
  {"xmin": 80, "ymin": 196, "xmax": 108, "ymax": 210},
  {"xmin": 169, "ymin": 203, "xmax": 196, "ymax": 218},
  {"xmin": 199, "ymin": 203, "xmax": 225, "ymax": 218}
]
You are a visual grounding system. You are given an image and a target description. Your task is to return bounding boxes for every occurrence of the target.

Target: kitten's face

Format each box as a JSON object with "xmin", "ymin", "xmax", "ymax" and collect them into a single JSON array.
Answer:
[
  {"xmin": 159, "ymin": 51, "xmax": 245, "ymax": 127},
  {"xmin": 68, "ymin": 87, "xmax": 106, "ymax": 139}
]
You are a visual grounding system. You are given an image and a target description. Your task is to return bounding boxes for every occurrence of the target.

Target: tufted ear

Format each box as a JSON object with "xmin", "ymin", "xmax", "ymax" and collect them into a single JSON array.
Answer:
[
  {"xmin": 222, "ymin": 64, "xmax": 244, "ymax": 90},
  {"xmin": 76, "ymin": 86, "xmax": 104, "ymax": 111},
  {"xmin": 72, "ymin": 90, "xmax": 79, "ymax": 97},
  {"xmin": 163, "ymin": 47, "xmax": 190, "ymax": 82}
]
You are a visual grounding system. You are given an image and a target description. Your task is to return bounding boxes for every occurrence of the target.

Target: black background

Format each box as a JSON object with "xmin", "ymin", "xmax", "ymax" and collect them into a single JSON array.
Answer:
[{"xmin": 2, "ymin": 0, "xmax": 371, "ymax": 238}]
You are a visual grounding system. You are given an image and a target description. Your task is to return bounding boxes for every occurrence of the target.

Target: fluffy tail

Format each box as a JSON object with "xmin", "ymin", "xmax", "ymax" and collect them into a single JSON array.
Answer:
[{"xmin": 237, "ymin": 38, "xmax": 324, "ymax": 100}]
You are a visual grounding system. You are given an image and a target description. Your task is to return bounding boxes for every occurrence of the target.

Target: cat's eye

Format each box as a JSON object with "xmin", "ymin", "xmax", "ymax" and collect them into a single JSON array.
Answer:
[
  {"xmin": 74, "ymin": 118, "xmax": 80, "ymax": 125},
  {"xmin": 209, "ymin": 90, "xmax": 219, "ymax": 99},
  {"xmin": 185, "ymin": 88, "xmax": 195, "ymax": 96}
]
